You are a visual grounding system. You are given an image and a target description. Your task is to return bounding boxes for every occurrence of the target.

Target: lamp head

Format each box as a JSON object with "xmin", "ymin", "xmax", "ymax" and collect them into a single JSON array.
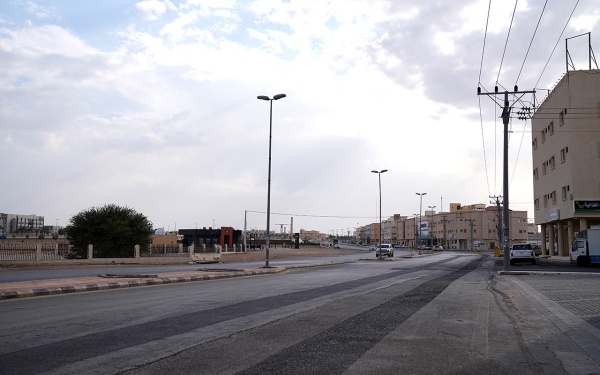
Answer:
[
  {"xmin": 371, "ymin": 170, "xmax": 378, "ymax": 173},
  {"xmin": 273, "ymin": 94, "xmax": 286, "ymax": 100},
  {"xmin": 381, "ymin": 169, "xmax": 388, "ymax": 173},
  {"xmin": 257, "ymin": 95, "xmax": 270, "ymax": 100}
]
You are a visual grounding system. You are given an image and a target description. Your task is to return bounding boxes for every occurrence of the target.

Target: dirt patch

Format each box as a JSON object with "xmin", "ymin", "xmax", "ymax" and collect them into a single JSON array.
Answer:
[{"xmin": 221, "ymin": 246, "xmax": 359, "ymax": 262}]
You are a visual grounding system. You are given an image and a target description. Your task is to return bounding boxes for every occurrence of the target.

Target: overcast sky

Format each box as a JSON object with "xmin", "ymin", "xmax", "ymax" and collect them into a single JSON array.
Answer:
[{"xmin": 1, "ymin": 0, "xmax": 598, "ymax": 234}]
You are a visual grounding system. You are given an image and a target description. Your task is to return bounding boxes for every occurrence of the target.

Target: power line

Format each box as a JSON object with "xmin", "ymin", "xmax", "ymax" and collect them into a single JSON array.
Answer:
[
  {"xmin": 479, "ymin": 95, "xmax": 491, "ymax": 197},
  {"xmin": 245, "ymin": 210, "xmax": 377, "ymax": 219},
  {"xmin": 515, "ymin": 0, "xmax": 548, "ymax": 85},
  {"xmin": 497, "ymin": 0, "xmax": 519, "ymax": 84},
  {"xmin": 478, "ymin": 0, "xmax": 492, "ymax": 84},
  {"xmin": 534, "ymin": 0, "xmax": 580, "ymax": 88}
]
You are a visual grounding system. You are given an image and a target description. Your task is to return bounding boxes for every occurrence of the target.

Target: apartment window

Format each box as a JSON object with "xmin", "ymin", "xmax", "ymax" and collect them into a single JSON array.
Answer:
[
  {"xmin": 542, "ymin": 162, "xmax": 547, "ymax": 175},
  {"xmin": 533, "ymin": 137, "xmax": 538, "ymax": 150},
  {"xmin": 542, "ymin": 129, "xmax": 546, "ymax": 143},
  {"xmin": 552, "ymin": 190, "xmax": 557, "ymax": 204},
  {"xmin": 560, "ymin": 148, "xmax": 566, "ymax": 163},
  {"xmin": 543, "ymin": 195, "xmax": 548, "ymax": 207},
  {"xmin": 535, "ymin": 198, "xmax": 539, "ymax": 210},
  {"xmin": 550, "ymin": 156, "xmax": 555, "ymax": 169},
  {"xmin": 549, "ymin": 121, "xmax": 554, "ymax": 135},
  {"xmin": 562, "ymin": 186, "xmax": 568, "ymax": 201},
  {"xmin": 533, "ymin": 168, "xmax": 538, "ymax": 180},
  {"xmin": 559, "ymin": 110, "xmax": 564, "ymax": 125}
]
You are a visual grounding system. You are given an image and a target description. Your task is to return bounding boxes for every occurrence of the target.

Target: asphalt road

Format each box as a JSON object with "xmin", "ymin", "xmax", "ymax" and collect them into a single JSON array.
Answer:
[{"xmin": 1, "ymin": 251, "xmax": 599, "ymax": 374}]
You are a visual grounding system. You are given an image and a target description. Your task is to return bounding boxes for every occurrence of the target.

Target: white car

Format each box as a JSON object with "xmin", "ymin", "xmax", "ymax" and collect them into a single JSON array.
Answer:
[
  {"xmin": 376, "ymin": 244, "xmax": 394, "ymax": 257},
  {"xmin": 510, "ymin": 244, "xmax": 536, "ymax": 265}
]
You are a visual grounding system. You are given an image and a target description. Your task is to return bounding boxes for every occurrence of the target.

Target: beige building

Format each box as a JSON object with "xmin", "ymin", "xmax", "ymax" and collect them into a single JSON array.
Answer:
[
  {"xmin": 532, "ymin": 70, "xmax": 600, "ymax": 256},
  {"xmin": 358, "ymin": 203, "xmax": 527, "ymax": 250},
  {"xmin": 299, "ymin": 229, "xmax": 325, "ymax": 241}
]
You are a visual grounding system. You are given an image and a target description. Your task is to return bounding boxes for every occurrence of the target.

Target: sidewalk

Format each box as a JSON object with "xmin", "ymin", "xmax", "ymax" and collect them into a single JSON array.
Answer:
[{"xmin": 0, "ymin": 262, "xmax": 343, "ymax": 300}]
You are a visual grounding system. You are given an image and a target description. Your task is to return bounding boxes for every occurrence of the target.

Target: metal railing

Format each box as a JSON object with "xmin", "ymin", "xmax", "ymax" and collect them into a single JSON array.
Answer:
[
  {"xmin": 40, "ymin": 244, "xmax": 73, "ymax": 260},
  {"xmin": 147, "ymin": 244, "xmax": 188, "ymax": 257},
  {"xmin": 0, "ymin": 245, "xmax": 36, "ymax": 261}
]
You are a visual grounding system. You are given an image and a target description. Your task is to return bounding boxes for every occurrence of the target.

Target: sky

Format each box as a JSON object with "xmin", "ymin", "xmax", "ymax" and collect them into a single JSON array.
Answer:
[{"xmin": 1, "ymin": 0, "xmax": 599, "ymax": 235}]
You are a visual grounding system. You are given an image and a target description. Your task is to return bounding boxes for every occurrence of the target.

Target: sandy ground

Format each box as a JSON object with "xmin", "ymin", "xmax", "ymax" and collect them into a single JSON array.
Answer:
[
  {"xmin": 0, "ymin": 246, "xmax": 358, "ymax": 294},
  {"xmin": 221, "ymin": 246, "xmax": 358, "ymax": 262}
]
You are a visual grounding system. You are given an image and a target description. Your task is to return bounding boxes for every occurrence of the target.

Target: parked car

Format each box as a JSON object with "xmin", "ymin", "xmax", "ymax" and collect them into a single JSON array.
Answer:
[
  {"xmin": 510, "ymin": 243, "xmax": 536, "ymax": 265},
  {"xmin": 376, "ymin": 244, "xmax": 394, "ymax": 257},
  {"xmin": 334, "ymin": 243, "xmax": 340, "ymax": 249},
  {"xmin": 369, "ymin": 245, "xmax": 376, "ymax": 251},
  {"xmin": 434, "ymin": 246, "xmax": 444, "ymax": 252}
]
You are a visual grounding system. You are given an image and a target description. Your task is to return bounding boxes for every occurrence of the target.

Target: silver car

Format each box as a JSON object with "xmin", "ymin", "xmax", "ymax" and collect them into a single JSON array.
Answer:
[
  {"xmin": 510, "ymin": 244, "xmax": 536, "ymax": 265},
  {"xmin": 376, "ymin": 244, "xmax": 394, "ymax": 257}
]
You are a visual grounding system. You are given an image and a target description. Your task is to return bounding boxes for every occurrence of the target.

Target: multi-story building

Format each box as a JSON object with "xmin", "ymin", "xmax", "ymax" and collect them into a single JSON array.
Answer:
[
  {"xmin": 532, "ymin": 70, "xmax": 600, "ymax": 256},
  {"xmin": 0, "ymin": 213, "xmax": 45, "ymax": 233},
  {"xmin": 356, "ymin": 202, "xmax": 528, "ymax": 250},
  {"xmin": 299, "ymin": 229, "xmax": 322, "ymax": 241}
]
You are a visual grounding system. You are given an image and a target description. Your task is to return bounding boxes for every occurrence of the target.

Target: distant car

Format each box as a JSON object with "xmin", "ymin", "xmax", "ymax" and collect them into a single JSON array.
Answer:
[
  {"xmin": 334, "ymin": 243, "xmax": 340, "ymax": 249},
  {"xmin": 369, "ymin": 245, "xmax": 376, "ymax": 251},
  {"xmin": 510, "ymin": 243, "xmax": 536, "ymax": 265},
  {"xmin": 434, "ymin": 246, "xmax": 444, "ymax": 252},
  {"xmin": 376, "ymin": 244, "xmax": 394, "ymax": 258}
]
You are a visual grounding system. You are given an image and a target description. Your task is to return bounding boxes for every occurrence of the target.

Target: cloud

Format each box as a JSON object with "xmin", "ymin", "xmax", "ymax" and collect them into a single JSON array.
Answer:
[
  {"xmin": 136, "ymin": 0, "xmax": 177, "ymax": 21},
  {"xmin": 23, "ymin": 1, "xmax": 59, "ymax": 20}
]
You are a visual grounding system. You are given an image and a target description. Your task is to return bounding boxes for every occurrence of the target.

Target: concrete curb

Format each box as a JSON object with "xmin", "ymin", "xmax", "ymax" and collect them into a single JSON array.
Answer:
[
  {"xmin": 0, "ymin": 262, "xmax": 344, "ymax": 300},
  {"xmin": 498, "ymin": 270, "xmax": 600, "ymax": 276}
]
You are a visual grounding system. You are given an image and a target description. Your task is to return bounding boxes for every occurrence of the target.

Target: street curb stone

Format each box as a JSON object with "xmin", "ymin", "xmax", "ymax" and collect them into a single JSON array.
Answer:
[
  {"xmin": 0, "ymin": 261, "xmax": 344, "ymax": 300},
  {"xmin": 498, "ymin": 271, "xmax": 600, "ymax": 276}
]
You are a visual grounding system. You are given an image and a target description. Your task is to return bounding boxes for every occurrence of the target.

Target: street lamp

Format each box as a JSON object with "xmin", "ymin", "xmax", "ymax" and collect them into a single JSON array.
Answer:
[
  {"xmin": 372, "ymin": 169, "xmax": 388, "ymax": 249},
  {"xmin": 257, "ymin": 93, "xmax": 287, "ymax": 268},
  {"xmin": 416, "ymin": 193, "xmax": 427, "ymax": 247},
  {"xmin": 428, "ymin": 205, "xmax": 436, "ymax": 247}
]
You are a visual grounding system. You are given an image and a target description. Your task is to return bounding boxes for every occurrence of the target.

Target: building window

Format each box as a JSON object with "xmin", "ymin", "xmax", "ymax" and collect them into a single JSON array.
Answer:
[
  {"xmin": 533, "ymin": 137, "xmax": 537, "ymax": 150},
  {"xmin": 544, "ymin": 195, "xmax": 548, "ymax": 207},
  {"xmin": 550, "ymin": 156, "xmax": 555, "ymax": 170},
  {"xmin": 534, "ymin": 168, "xmax": 538, "ymax": 180},
  {"xmin": 559, "ymin": 110, "xmax": 564, "ymax": 125},
  {"xmin": 542, "ymin": 129, "xmax": 546, "ymax": 143},
  {"xmin": 552, "ymin": 190, "xmax": 557, "ymax": 204},
  {"xmin": 543, "ymin": 162, "xmax": 547, "ymax": 175},
  {"xmin": 562, "ymin": 186, "xmax": 567, "ymax": 200},
  {"xmin": 549, "ymin": 121, "xmax": 554, "ymax": 135},
  {"xmin": 560, "ymin": 148, "xmax": 566, "ymax": 163},
  {"xmin": 535, "ymin": 198, "xmax": 539, "ymax": 210}
]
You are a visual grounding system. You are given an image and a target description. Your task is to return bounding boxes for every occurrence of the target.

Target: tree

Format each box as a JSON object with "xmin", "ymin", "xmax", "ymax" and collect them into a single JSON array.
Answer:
[{"xmin": 65, "ymin": 204, "xmax": 153, "ymax": 258}]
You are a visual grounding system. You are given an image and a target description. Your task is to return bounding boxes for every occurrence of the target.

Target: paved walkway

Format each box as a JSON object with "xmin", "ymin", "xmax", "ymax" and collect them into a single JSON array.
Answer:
[{"xmin": 506, "ymin": 274, "xmax": 600, "ymax": 370}]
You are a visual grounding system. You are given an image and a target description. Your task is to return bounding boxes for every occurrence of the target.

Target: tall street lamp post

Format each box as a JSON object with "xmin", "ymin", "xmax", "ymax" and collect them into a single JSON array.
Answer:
[
  {"xmin": 372, "ymin": 170, "xmax": 388, "ymax": 249},
  {"xmin": 428, "ymin": 205, "xmax": 436, "ymax": 247},
  {"xmin": 416, "ymin": 192, "xmax": 427, "ymax": 248},
  {"xmin": 257, "ymin": 93, "xmax": 286, "ymax": 268}
]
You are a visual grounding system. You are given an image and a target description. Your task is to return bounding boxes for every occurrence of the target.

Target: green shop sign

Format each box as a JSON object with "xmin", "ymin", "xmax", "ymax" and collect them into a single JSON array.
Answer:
[{"xmin": 574, "ymin": 200, "xmax": 600, "ymax": 212}]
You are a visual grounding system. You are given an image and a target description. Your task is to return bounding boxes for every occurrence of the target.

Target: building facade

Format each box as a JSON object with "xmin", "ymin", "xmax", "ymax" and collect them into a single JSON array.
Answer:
[
  {"xmin": 532, "ymin": 70, "xmax": 600, "ymax": 256},
  {"xmin": 0, "ymin": 213, "xmax": 45, "ymax": 233},
  {"xmin": 356, "ymin": 202, "xmax": 528, "ymax": 250}
]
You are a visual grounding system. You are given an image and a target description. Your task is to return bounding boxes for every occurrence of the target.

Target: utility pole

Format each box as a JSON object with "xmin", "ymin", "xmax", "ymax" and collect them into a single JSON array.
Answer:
[
  {"xmin": 490, "ymin": 196, "xmax": 503, "ymax": 250},
  {"xmin": 478, "ymin": 86, "xmax": 535, "ymax": 270},
  {"xmin": 441, "ymin": 214, "xmax": 448, "ymax": 249},
  {"xmin": 465, "ymin": 219, "xmax": 475, "ymax": 251}
]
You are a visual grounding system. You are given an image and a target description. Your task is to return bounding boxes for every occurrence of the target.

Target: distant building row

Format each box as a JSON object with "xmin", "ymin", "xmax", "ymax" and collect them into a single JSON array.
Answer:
[{"xmin": 356, "ymin": 203, "xmax": 529, "ymax": 251}]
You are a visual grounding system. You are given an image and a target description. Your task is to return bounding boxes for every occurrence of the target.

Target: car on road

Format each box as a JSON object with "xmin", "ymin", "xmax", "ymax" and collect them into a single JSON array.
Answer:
[
  {"xmin": 510, "ymin": 243, "xmax": 536, "ymax": 265},
  {"xmin": 376, "ymin": 244, "xmax": 394, "ymax": 257},
  {"xmin": 334, "ymin": 243, "xmax": 340, "ymax": 249},
  {"xmin": 434, "ymin": 246, "xmax": 444, "ymax": 252},
  {"xmin": 369, "ymin": 245, "xmax": 376, "ymax": 251}
]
